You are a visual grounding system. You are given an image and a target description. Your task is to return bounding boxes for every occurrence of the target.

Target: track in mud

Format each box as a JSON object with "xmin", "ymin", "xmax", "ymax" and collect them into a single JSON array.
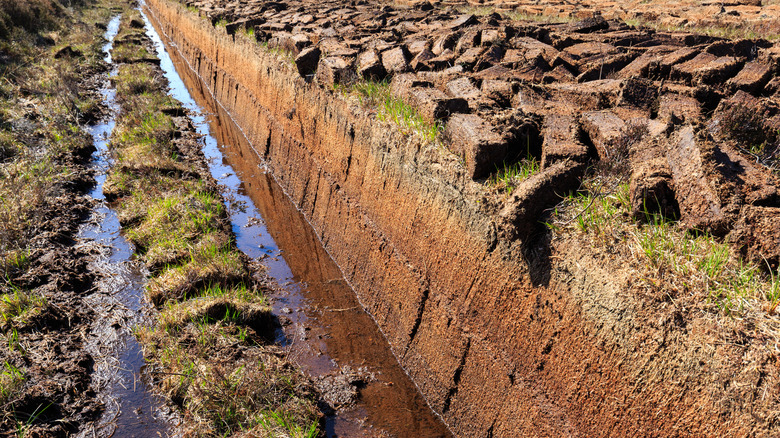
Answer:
[
  {"xmin": 141, "ymin": 5, "xmax": 451, "ymax": 437},
  {"xmin": 76, "ymin": 13, "xmax": 174, "ymax": 437}
]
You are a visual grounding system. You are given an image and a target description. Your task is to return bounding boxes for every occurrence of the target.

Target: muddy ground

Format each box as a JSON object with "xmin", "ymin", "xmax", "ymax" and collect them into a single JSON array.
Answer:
[{"xmin": 0, "ymin": 1, "xmax": 126, "ymax": 435}]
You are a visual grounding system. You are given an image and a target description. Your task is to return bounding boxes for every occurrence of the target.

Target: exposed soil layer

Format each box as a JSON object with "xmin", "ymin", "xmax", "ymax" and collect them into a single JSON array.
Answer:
[{"xmin": 143, "ymin": 0, "xmax": 780, "ymax": 436}]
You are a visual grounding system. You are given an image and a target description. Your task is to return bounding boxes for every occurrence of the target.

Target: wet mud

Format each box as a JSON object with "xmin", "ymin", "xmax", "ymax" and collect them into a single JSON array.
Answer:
[{"xmin": 76, "ymin": 13, "xmax": 175, "ymax": 437}]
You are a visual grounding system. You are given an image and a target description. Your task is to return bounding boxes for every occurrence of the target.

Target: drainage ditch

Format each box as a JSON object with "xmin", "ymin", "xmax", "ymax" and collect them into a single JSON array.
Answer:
[
  {"xmin": 76, "ymin": 13, "xmax": 176, "ymax": 437},
  {"xmin": 140, "ymin": 5, "xmax": 452, "ymax": 437}
]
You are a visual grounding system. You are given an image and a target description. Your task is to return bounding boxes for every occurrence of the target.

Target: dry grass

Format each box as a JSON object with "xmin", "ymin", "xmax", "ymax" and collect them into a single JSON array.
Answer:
[
  {"xmin": 624, "ymin": 17, "xmax": 780, "ymax": 42},
  {"xmin": 457, "ymin": 5, "xmax": 572, "ymax": 24},
  {"xmin": 0, "ymin": 0, "xmax": 110, "ymax": 255}
]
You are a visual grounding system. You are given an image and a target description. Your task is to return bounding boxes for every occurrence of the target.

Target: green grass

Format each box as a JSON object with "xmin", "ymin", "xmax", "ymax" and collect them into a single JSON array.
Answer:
[
  {"xmin": 488, "ymin": 157, "xmax": 540, "ymax": 195},
  {"xmin": 0, "ymin": 361, "xmax": 25, "ymax": 406},
  {"xmin": 551, "ymin": 177, "xmax": 780, "ymax": 315},
  {"xmin": 0, "ymin": 288, "xmax": 47, "ymax": 331},
  {"xmin": 344, "ymin": 80, "xmax": 443, "ymax": 145},
  {"xmin": 623, "ymin": 17, "xmax": 780, "ymax": 41}
]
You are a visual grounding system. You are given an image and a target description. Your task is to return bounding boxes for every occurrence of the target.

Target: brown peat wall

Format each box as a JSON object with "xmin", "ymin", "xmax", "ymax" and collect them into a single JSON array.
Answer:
[{"xmin": 143, "ymin": 0, "xmax": 780, "ymax": 435}]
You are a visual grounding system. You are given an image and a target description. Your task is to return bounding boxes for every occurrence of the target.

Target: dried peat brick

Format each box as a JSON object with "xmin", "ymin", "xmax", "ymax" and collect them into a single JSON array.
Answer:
[
  {"xmin": 295, "ymin": 46, "xmax": 320, "ymax": 77},
  {"xmin": 730, "ymin": 206, "xmax": 780, "ymax": 272},
  {"xmin": 357, "ymin": 50, "xmax": 386, "ymax": 80},
  {"xmin": 315, "ymin": 56, "xmax": 356, "ymax": 87},
  {"xmin": 540, "ymin": 114, "xmax": 588, "ymax": 168},
  {"xmin": 726, "ymin": 61, "xmax": 773, "ymax": 94},
  {"xmin": 407, "ymin": 87, "xmax": 467, "ymax": 123},
  {"xmin": 382, "ymin": 46, "xmax": 410, "ymax": 74},
  {"xmin": 666, "ymin": 126, "xmax": 726, "ymax": 234},
  {"xmin": 580, "ymin": 110, "xmax": 626, "ymax": 161},
  {"xmin": 445, "ymin": 113, "xmax": 509, "ymax": 179}
]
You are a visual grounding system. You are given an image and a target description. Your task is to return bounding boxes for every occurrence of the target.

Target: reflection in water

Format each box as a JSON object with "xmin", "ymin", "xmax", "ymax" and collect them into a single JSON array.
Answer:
[{"xmin": 142, "ymin": 5, "xmax": 451, "ymax": 437}]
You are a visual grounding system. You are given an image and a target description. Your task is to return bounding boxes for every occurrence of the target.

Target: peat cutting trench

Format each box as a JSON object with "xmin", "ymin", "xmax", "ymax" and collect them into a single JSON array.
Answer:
[
  {"xmin": 7, "ymin": 0, "xmax": 780, "ymax": 436},
  {"xmin": 138, "ymin": 0, "xmax": 780, "ymax": 436},
  {"xmin": 138, "ymin": 6, "xmax": 452, "ymax": 435}
]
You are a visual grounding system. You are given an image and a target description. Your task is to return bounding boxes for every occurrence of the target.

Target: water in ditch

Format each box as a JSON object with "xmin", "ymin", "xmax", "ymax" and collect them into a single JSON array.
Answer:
[
  {"xmin": 140, "ymin": 5, "xmax": 452, "ymax": 437},
  {"xmin": 75, "ymin": 13, "xmax": 175, "ymax": 438}
]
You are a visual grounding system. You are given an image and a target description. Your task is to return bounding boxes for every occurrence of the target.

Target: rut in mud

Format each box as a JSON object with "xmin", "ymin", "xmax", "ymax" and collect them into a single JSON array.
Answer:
[{"xmin": 76, "ymin": 12, "xmax": 174, "ymax": 436}]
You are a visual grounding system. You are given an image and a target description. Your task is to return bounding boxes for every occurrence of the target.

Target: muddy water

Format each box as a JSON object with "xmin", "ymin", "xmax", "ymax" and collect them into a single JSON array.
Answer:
[
  {"xmin": 141, "ymin": 5, "xmax": 452, "ymax": 438},
  {"xmin": 76, "ymin": 14, "xmax": 175, "ymax": 438}
]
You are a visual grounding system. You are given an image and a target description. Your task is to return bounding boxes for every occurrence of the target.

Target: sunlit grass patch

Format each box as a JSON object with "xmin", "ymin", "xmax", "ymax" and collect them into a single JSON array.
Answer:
[
  {"xmin": 113, "ymin": 63, "xmax": 162, "ymax": 97},
  {"xmin": 550, "ymin": 176, "xmax": 780, "ymax": 315},
  {"xmin": 124, "ymin": 185, "xmax": 224, "ymax": 251},
  {"xmin": 146, "ymin": 246, "xmax": 248, "ymax": 305},
  {"xmin": 0, "ymin": 288, "xmax": 47, "ymax": 332},
  {"xmin": 155, "ymin": 289, "xmax": 272, "ymax": 338},
  {"xmin": 341, "ymin": 80, "xmax": 443, "ymax": 145},
  {"xmin": 488, "ymin": 157, "xmax": 540, "ymax": 195},
  {"xmin": 457, "ymin": 5, "xmax": 572, "ymax": 24},
  {"xmin": 0, "ymin": 361, "xmax": 25, "ymax": 407}
]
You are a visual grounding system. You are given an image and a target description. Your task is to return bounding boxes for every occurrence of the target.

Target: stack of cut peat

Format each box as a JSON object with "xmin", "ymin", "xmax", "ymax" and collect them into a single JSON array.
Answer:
[{"xmin": 190, "ymin": 0, "xmax": 780, "ymax": 270}]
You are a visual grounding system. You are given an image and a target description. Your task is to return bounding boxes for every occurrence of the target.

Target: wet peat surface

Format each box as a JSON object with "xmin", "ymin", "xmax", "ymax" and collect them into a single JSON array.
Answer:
[
  {"xmin": 75, "ymin": 13, "xmax": 175, "ymax": 438},
  {"xmin": 141, "ymin": 4, "xmax": 452, "ymax": 437}
]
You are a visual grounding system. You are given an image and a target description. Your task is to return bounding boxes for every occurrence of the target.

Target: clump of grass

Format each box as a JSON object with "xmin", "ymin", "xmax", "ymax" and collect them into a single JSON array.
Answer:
[
  {"xmin": 0, "ymin": 361, "xmax": 25, "ymax": 406},
  {"xmin": 136, "ymin": 326, "xmax": 320, "ymax": 437},
  {"xmin": 488, "ymin": 157, "xmax": 540, "ymax": 195},
  {"xmin": 113, "ymin": 63, "xmax": 163, "ymax": 97},
  {"xmin": 344, "ymin": 80, "xmax": 443, "ymax": 144},
  {"xmin": 147, "ymin": 247, "xmax": 248, "ymax": 305},
  {"xmin": 551, "ymin": 176, "xmax": 780, "ymax": 315},
  {"xmin": 0, "ymin": 288, "xmax": 47, "ymax": 331},
  {"xmin": 136, "ymin": 284, "xmax": 317, "ymax": 436}
]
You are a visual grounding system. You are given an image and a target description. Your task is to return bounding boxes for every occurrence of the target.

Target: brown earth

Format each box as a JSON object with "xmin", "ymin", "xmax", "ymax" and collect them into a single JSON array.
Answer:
[{"xmin": 143, "ymin": 0, "xmax": 780, "ymax": 436}]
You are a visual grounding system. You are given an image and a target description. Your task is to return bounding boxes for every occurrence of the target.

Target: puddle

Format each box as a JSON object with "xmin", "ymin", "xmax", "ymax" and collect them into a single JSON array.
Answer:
[
  {"xmin": 75, "ymin": 13, "xmax": 175, "ymax": 438},
  {"xmin": 141, "ymin": 5, "xmax": 452, "ymax": 437}
]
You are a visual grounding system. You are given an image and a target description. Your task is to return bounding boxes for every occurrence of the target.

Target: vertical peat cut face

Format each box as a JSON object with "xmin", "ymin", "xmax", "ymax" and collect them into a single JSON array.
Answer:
[{"xmin": 144, "ymin": 0, "xmax": 780, "ymax": 436}]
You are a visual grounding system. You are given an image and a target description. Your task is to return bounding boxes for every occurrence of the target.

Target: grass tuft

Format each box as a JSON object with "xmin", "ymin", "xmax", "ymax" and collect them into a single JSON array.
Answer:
[
  {"xmin": 341, "ymin": 80, "xmax": 443, "ymax": 145},
  {"xmin": 551, "ymin": 176, "xmax": 780, "ymax": 315},
  {"xmin": 488, "ymin": 157, "xmax": 540, "ymax": 195}
]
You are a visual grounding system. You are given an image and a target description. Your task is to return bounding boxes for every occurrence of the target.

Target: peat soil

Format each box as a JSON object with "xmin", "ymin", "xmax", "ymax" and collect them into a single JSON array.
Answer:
[{"xmin": 142, "ymin": 5, "xmax": 452, "ymax": 436}]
